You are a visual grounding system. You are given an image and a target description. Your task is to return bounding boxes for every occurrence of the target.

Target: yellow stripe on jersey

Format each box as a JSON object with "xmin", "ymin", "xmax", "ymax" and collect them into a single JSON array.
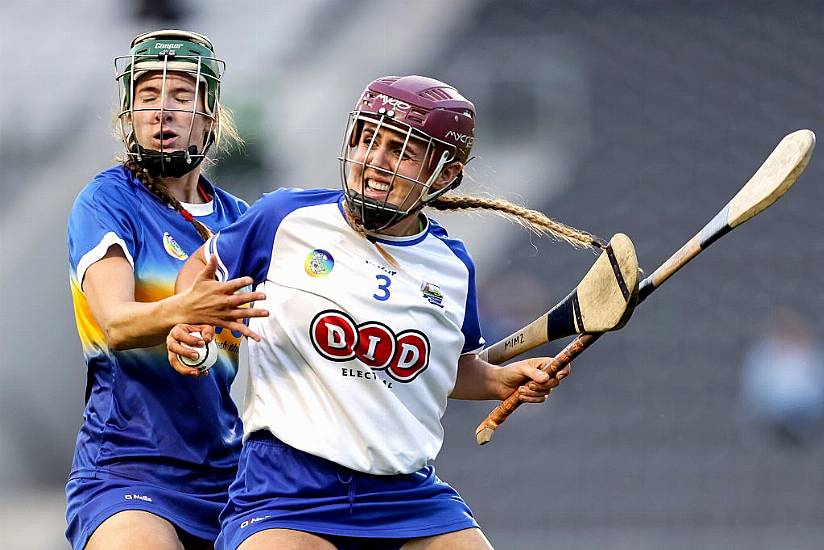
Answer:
[
  {"xmin": 134, "ymin": 279, "xmax": 174, "ymax": 303},
  {"xmin": 70, "ymin": 276, "xmax": 173, "ymax": 352},
  {"xmin": 70, "ymin": 276, "xmax": 107, "ymax": 352}
]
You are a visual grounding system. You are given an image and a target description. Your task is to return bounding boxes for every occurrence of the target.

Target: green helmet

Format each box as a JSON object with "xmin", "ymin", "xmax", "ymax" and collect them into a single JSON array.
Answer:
[
  {"xmin": 115, "ymin": 30, "xmax": 226, "ymax": 177},
  {"xmin": 116, "ymin": 29, "xmax": 223, "ymax": 116}
]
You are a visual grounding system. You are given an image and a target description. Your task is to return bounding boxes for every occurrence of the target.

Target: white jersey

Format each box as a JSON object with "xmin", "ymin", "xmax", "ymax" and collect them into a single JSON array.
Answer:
[{"xmin": 205, "ymin": 188, "xmax": 484, "ymax": 474}]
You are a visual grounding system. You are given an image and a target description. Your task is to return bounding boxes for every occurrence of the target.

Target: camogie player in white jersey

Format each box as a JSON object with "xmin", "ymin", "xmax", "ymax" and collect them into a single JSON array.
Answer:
[{"xmin": 168, "ymin": 75, "xmax": 600, "ymax": 550}]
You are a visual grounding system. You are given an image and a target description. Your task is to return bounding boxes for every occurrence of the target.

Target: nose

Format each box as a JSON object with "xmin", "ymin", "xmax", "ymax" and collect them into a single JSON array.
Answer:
[
  {"xmin": 153, "ymin": 106, "xmax": 175, "ymax": 122},
  {"xmin": 365, "ymin": 142, "xmax": 391, "ymax": 171}
]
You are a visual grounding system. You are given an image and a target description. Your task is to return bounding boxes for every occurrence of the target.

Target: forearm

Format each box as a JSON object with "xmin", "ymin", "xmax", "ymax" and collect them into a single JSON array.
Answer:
[
  {"xmin": 175, "ymin": 246, "xmax": 208, "ymax": 293},
  {"xmin": 103, "ymin": 296, "xmax": 186, "ymax": 350},
  {"xmin": 86, "ymin": 244, "xmax": 264, "ymax": 350},
  {"xmin": 450, "ymin": 354, "xmax": 502, "ymax": 400},
  {"xmin": 82, "ymin": 250, "xmax": 185, "ymax": 350}
]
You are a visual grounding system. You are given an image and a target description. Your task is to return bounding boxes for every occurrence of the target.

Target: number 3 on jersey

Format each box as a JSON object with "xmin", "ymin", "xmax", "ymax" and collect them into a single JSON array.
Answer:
[{"xmin": 373, "ymin": 274, "xmax": 391, "ymax": 301}]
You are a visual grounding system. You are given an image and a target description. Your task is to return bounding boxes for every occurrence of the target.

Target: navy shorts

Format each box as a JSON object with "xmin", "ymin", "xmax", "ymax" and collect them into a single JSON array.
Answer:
[
  {"xmin": 65, "ymin": 474, "xmax": 229, "ymax": 550},
  {"xmin": 216, "ymin": 432, "xmax": 479, "ymax": 550}
]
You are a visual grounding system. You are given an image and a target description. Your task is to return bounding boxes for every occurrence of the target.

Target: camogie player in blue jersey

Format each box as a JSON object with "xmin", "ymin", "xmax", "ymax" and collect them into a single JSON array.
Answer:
[
  {"xmin": 65, "ymin": 31, "xmax": 268, "ymax": 550},
  {"xmin": 168, "ymin": 75, "xmax": 598, "ymax": 550}
]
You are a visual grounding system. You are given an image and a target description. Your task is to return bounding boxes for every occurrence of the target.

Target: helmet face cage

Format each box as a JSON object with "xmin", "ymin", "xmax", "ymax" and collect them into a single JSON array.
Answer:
[
  {"xmin": 339, "ymin": 111, "xmax": 457, "ymax": 232},
  {"xmin": 114, "ymin": 30, "xmax": 225, "ymax": 176}
]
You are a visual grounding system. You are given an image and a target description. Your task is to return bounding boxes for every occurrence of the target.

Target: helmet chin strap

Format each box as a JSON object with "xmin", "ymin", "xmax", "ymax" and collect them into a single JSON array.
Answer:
[
  {"xmin": 129, "ymin": 132, "xmax": 214, "ymax": 178},
  {"xmin": 344, "ymin": 158, "xmax": 462, "ymax": 233},
  {"xmin": 345, "ymin": 192, "xmax": 405, "ymax": 231}
]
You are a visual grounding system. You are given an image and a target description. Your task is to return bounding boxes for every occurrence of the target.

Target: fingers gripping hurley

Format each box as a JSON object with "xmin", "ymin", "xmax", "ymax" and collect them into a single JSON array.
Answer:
[
  {"xmin": 476, "ymin": 129, "xmax": 815, "ymax": 446},
  {"xmin": 479, "ymin": 233, "xmax": 639, "ymax": 365},
  {"xmin": 475, "ymin": 333, "xmax": 601, "ymax": 445}
]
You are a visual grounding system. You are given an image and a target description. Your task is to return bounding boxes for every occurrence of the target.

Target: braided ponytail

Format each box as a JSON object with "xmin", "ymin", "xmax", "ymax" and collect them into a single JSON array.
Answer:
[
  {"xmin": 123, "ymin": 158, "xmax": 213, "ymax": 242},
  {"xmin": 341, "ymin": 202, "xmax": 400, "ymax": 269},
  {"xmin": 429, "ymin": 194, "xmax": 604, "ymax": 251}
]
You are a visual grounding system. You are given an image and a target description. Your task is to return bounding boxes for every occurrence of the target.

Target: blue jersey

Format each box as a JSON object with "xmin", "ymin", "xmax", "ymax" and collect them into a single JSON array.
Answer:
[{"xmin": 67, "ymin": 165, "xmax": 247, "ymax": 491}]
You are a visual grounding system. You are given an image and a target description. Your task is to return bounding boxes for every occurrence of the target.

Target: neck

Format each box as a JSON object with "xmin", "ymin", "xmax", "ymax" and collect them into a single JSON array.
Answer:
[
  {"xmin": 376, "ymin": 213, "xmax": 425, "ymax": 237},
  {"xmin": 342, "ymin": 203, "xmax": 426, "ymax": 237},
  {"xmin": 158, "ymin": 169, "xmax": 204, "ymax": 204}
]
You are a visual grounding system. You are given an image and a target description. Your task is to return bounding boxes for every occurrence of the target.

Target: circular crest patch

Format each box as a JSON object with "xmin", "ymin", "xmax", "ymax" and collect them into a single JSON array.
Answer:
[{"xmin": 305, "ymin": 249, "xmax": 334, "ymax": 277}]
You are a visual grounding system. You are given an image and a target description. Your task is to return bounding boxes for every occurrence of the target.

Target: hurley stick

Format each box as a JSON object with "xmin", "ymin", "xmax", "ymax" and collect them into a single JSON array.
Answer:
[{"xmin": 476, "ymin": 129, "xmax": 815, "ymax": 445}]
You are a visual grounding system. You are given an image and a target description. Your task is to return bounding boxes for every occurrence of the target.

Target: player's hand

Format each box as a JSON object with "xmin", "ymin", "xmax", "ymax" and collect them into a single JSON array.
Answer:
[
  {"xmin": 494, "ymin": 357, "xmax": 572, "ymax": 403},
  {"xmin": 167, "ymin": 324, "xmax": 214, "ymax": 377},
  {"xmin": 178, "ymin": 255, "xmax": 268, "ymax": 341}
]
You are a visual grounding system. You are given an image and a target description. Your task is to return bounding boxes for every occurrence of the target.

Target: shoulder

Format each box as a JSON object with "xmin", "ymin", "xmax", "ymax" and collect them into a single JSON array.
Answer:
[
  {"xmin": 427, "ymin": 218, "xmax": 476, "ymax": 273},
  {"xmin": 210, "ymin": 184, "xmax": 249, "ymax": 216},
  {"xmin": 250, "ymin": 187, "xmax": 342, "ymax": 217},
  {"xmin": 72, "ymin": 165, "xmax": 141, "ymax": 214}
]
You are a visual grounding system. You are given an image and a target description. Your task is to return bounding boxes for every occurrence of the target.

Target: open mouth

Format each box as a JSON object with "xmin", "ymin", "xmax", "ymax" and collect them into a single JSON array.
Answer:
[{"xmin": 153, "ymin": 130, "xmax": 179, "ymax": 148}]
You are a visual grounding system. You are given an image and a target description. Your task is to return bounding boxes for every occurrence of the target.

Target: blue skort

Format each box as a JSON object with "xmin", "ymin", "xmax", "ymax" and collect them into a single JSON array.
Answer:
[
  {"xmin": 216, "ymin": 431, "xmax": 479, "ymax": 550},
  {"xmin": 66, "ymin": 473, "xmax": 229, "ymax": 550}
]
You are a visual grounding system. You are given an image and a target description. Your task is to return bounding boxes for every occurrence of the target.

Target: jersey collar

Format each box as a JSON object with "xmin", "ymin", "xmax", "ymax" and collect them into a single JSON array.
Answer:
[
  {"xmin": 123, "ymin": 165, "xmax": 216, "ymax": 217},
  {"xmin": 337, "ymin": 196, "xmax": 430, "ymax": 246}
]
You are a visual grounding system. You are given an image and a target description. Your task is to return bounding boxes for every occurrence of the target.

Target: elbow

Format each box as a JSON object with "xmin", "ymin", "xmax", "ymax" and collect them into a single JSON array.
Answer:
[{"xmin": 103, "ymin": 325, "xmax": 129, "ymax": 351}]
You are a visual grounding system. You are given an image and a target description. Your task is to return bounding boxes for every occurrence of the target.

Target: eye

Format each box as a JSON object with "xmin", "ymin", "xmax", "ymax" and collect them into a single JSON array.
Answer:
[
  {"xmin": 398, "ymin": 145, "xmax": 417, "ymax": 161},
  {"xmin": 360, "ymin": 132, "xmax": 377, "ymax": 146}
]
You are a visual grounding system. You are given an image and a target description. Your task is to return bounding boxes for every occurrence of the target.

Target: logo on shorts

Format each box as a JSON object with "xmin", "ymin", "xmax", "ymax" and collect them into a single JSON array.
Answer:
[
  {"xmin": 163, "ymin": 232, "xmax": 189, "ymax": 261},
  {"xmin": 124, "ymin": 493, "xmax": 153, "ymax": 502},
  {"xmin": 305, "ymin": 249, "xmax": 334, "ymax": 277},
  {"xmin": 240, "ymin": 515, "xmax": 271, "ymax": 529}
]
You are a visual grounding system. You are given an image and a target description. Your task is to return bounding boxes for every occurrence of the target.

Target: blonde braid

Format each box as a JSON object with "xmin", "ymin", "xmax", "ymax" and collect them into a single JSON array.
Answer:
[
  {"xmin": 123, "ymin": 159, "xmax": 213, "ymax": 242},
  {"xmin": 429, "ymin": 194, "xmax": 604, "ymax": 250},
  {"xmin": 341, "ymin": 202, "xmax": 400, "ymax": 269}
]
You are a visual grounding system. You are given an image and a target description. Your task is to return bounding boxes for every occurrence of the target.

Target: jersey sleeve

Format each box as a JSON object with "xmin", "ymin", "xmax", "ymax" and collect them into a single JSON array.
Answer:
[
  {"xmin": 68, "ymin": 185, "xmax": 140, "ymax": 286},
  {"xmin": 204, "ymin": 190, "xmax": 285, "ymax": 285},
  {"xmin": 460, "ymin": 256, "xmax": 485, "ymax": 355}
]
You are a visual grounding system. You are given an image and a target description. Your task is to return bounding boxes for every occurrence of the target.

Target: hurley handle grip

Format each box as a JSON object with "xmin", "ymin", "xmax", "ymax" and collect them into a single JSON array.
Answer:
[{"xmin": 474, "ymin": 333, "xmax": 602, "ymax": 445}]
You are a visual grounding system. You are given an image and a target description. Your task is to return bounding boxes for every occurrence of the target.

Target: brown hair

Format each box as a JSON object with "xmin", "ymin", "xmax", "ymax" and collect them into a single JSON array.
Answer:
[
  {"xmin": 122, "ymin": 157, "xmax": 213, "ymax": 241},
  {"xmin": 207, "ymin": 103, "xmax": 243, "ymax": 160},
  {"xmin": 341, "ymin": 191, "xmax": 602, "ymax": 273}
]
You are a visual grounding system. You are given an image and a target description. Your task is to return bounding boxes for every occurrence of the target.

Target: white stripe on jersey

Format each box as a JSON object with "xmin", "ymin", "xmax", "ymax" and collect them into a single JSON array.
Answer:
[
  {"xmin": 76, "ymin": 231, "xmax": 135, "ymax": 286},
  {"xmin": 205, "ymin": 234, "xmax": 230, "ymax": 282}
]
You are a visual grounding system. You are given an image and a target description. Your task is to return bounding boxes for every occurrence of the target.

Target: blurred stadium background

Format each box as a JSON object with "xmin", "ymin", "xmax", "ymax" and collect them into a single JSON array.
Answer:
[{"xmin": 2, "ymin": 1, "xmax": 823, "ymax": 548}]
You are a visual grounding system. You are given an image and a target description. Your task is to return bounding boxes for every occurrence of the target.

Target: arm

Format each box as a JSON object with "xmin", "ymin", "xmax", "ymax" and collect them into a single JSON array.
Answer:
[
  {"xmin": 83, "ymin": 246, "xmax": 188, "ymax": 350},
  {"xmin": 165, "ymin": 244, "xmax": 268, "ymax": 377},
  {"xmin": 175, "ymin": 244, "xmax": 208, "ymax": 293},
  {"xmin": 83, "ymin": 245, "xmax": 267, "ymax": 351},
  {"xmin": 166, "ymin": 193, "xmax": 283, "ymax": 373},
  {"xmin": 450, "ymin": 353, "xmax": 570, "ymax": 401}
]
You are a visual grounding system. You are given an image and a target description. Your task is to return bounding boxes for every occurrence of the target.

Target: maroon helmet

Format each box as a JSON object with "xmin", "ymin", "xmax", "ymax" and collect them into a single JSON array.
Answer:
[{"xmin": 339, "ymin": 75, "xmax": 476, "ymax": 231}]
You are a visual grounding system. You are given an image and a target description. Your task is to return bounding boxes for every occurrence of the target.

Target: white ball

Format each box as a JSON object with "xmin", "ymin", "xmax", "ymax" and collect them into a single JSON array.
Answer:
[{"xmin": 177, "ymin": 331, "xmax": 218, "ymax": 372}]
